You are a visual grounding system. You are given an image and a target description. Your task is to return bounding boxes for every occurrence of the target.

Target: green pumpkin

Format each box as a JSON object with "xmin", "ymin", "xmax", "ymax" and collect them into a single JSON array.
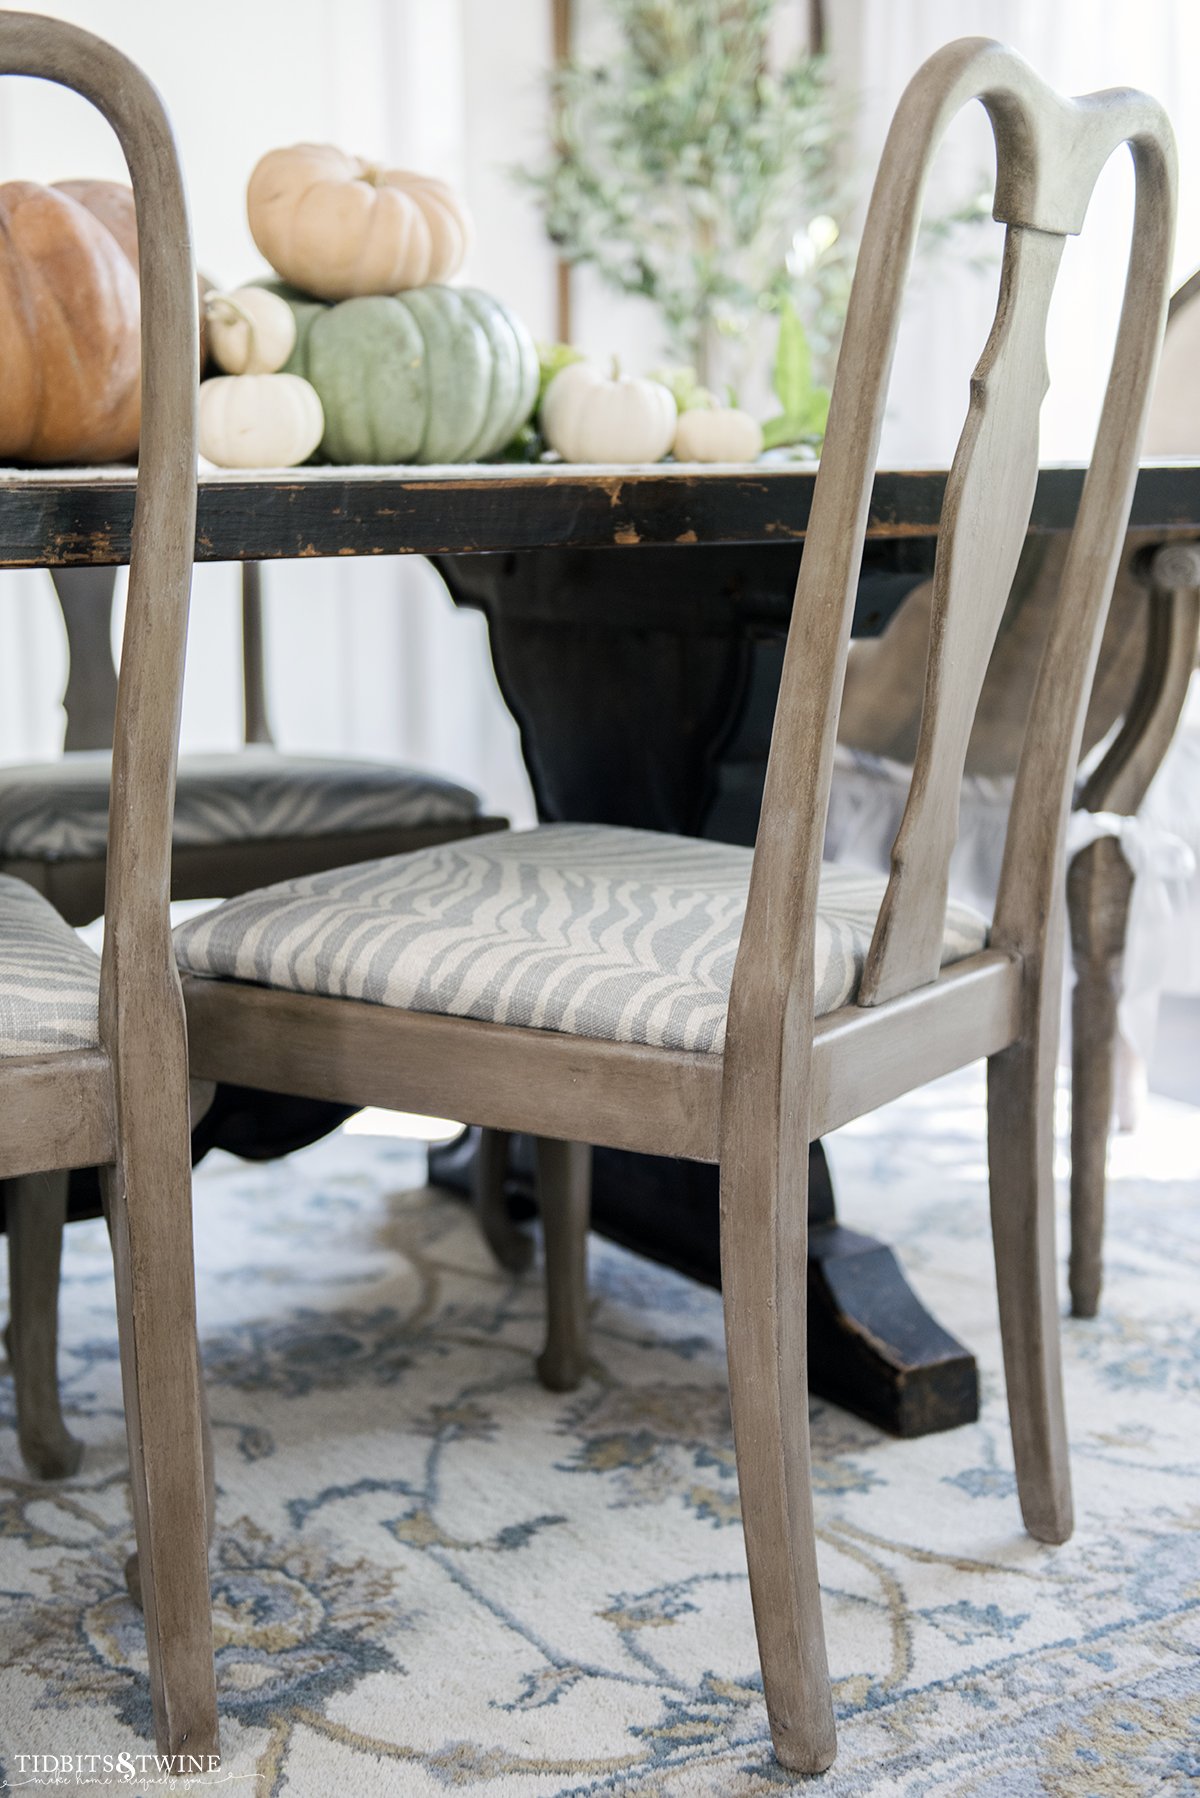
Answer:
[{"xmin": 261, "ymin": 281, "xmax": 538, "ymax": 464}]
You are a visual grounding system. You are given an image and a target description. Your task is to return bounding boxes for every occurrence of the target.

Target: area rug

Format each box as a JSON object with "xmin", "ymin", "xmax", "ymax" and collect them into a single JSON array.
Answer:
[{"xmin": 0, "ymin": 1069, "xmax": 1197, "ymax": 1796}]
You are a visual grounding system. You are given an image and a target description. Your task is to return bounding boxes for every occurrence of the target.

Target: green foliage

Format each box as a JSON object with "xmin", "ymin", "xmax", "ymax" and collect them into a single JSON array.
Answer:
[
  {"xmin": 652, "ymin": 365, "xmax": 717, "ymax": 412},
  {"xmin": 536, "ymin": 340, "xmax": 586, "ymax": 406},
  {"xmin": 760, "ymin": 298, "xmax": 829, "ymax": 448},
  {"xmin": 519, "ymin": 0, "xmax": 850, "ymax": 382}
]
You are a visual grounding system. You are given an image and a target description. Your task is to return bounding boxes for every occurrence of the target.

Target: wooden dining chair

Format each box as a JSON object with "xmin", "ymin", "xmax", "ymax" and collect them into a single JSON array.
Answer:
[
  {"xmin": 0, "ymin": 9, "xmax": 217, "ymax": 1767},
  {"xmin": 3, "ymin": 549, "xmax": 505, "ymax": 1484},
  {"xmin": 1, "ymin": 557, "xmax": 504, "ymax": 931},
  {"xmin": 170, "ymin": 39, "xmax": 1173, "ymax": 1772}
]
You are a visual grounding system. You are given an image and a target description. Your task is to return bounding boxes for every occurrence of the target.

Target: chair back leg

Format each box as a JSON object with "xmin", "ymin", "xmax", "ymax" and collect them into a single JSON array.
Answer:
[
  {"xmin": 987, "ymin": 967, "xmax": 1074, "ymax": 1544},
  {"xmin": 534, "ymin": 1137, "xmax": 591, "ymax": 1393},
  {"xmin": 5, "ymin": 1171, "xmax": 84, "ymax": 1479}
]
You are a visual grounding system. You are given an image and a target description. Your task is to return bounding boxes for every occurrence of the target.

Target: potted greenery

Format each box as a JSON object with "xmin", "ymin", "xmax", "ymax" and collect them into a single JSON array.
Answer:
[{"xmin": 520, "ymin": 0, "xmax": 987, "ymax": 452}]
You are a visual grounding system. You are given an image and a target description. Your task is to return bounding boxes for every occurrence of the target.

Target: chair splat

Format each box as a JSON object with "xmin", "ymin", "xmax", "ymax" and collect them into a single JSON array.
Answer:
[{"xmin": 860, "ymin": 224, "xmax": 1065, "ymax": 1005}]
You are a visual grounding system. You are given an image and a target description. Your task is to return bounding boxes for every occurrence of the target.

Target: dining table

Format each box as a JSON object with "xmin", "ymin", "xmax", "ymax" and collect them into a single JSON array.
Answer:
[{"xmin": 3, "ymin": 456, "xmax": 1198, "ymax": 1440}]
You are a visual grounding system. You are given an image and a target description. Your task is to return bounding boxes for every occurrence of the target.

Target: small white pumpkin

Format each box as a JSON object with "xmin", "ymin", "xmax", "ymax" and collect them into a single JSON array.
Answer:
[
  {"xmin": 673, "ymin": 405, "xmax": 763, "ymax": 464},
  {"xmin": 198, "ymin": 373, "xmax": 324, "ymax": 469},
  {"xmin": 541, "ymin": 361, "xmax": 676, "ymax": 464},
  {"xmin": 206, "ymin": 286, "xmax": 297, "ymax": 376}
]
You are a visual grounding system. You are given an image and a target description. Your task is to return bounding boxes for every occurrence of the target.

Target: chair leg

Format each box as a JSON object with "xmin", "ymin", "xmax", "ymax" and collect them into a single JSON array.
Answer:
[
  {"xmin": 475, "ymin": 1128, "xmax": 533, "ymax": 1274},
  {"xmin": 987, "ymin": 1021, "xmax": 1073, "ymax": 1546},
  {"xmin": 534, "ymin": 1138, "xmax": 591, "ymax": 1393},
  {"xmin": 1066, "ymin": 838, "xmax": 1135, "ymax": 1319},
  {"xmin": 5, "ymin": 1171, "xmax": 84, "ymax": 1479},
  {"xmin": 102, "ymin": 1114, "xmax": 218, "ymax": 1763},
  {"xmin": 126, "ymin": 1331, "xmax": 215, "ymax": 1612},
  {"xmin": 719, "ymin": 1126, "xmax": 836, "ymax": 1772}
]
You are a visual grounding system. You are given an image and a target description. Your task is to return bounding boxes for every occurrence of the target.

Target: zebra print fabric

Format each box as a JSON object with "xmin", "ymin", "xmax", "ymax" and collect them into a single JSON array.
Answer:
[
  {"xmin": 0, "ymin": 874, "xmax": 99, "ymax": 1055},
  {"xmin": 0, "ymin": 749, "xmax": 481, "ymax": 863},
  {"xmin": 174, "ymin": 824, "xmax": 989, "ymax": 1055}
]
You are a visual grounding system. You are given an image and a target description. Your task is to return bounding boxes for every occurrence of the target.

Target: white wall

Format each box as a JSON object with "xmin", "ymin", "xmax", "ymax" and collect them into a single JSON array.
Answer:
[
  {"xmin": 0, "ymin": 0, "xmax": 557, "ymax": 822},
  {"xmin": 826, "ymin": 0, "xmax": 1200, "ymax": 461},
  {"xmin": 1, "ymin": 1, "xmax": 1196, "ymax": 806}
]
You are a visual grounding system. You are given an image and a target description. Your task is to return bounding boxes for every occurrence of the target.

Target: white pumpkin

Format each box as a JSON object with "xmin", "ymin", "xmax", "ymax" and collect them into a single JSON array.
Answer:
[
  {"xmin": 198, "ymin": 373, "xmax": 324, "ymax": 469},
  {"xmin": 207, "ymin": 286, "xmax": 296, "ymax": 376},
  {"xmin": 673, "ymin": 405, "xmax": 763, "ymax": 464},
  {"xmin": 247, "ymin": 144, "xmax": 472, "ymax": 300},
  {"xmin": 542, "ymin": 362, "xmax": 676, "ymax": 464}
]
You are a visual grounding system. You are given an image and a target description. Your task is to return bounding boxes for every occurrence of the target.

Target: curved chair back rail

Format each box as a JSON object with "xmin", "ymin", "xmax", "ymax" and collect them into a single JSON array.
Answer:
[{"xmin": 0, "ymin": 13, "xmax": 198, "ymax": 1038}]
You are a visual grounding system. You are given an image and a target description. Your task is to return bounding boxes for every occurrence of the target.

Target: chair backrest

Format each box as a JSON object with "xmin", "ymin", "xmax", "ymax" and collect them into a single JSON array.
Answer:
[
  {"xmin": 730, "ymin": 37, "xmax": 1175, "ymax": 1040},
  {"xmin": 0, "ymin": 12, "xmax": 198, "ymax": 1041},
  {"xmin": 49, "ymin": 559, "xmax": 273, "ymax": 752},
  {"xmin": 1143, "ymin": 268, "xmax": 1200, "ymax": 453}
]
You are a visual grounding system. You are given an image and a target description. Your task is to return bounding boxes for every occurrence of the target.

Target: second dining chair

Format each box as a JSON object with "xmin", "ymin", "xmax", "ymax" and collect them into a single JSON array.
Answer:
[
  {"xmin": 0, "ymin": 8, "xmax": 217, "ymax": 1766},
  {"xmin": 170, "ymin": 38, "xmax": 1174, "ymax": 1774}
]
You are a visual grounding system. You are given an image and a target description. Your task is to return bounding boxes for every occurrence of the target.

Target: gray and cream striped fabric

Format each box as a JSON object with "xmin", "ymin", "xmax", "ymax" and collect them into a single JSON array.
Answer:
[
  {"xmin": 174, "ymin": 824, "xmax": 989, "ymax": 1055},
  {"xmin": 0, "ymin": 874, "xmax": 100, "ymax": 1055},
  {"xmin": 0, "ymin": 749, "xmax": 481, "ymax": 863}
]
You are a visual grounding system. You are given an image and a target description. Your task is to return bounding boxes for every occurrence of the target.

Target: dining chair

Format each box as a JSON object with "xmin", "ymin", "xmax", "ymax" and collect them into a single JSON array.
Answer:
[
  {"xmin": 0, "ymin": 9, "xmax": 217, "ymax": 1767},
  {"xmin": 3, "ymin": 549, "xmax": 505, "ymax": 1482},
  {"xmin": 835, "ymin": 270, "xmax": 1200, "ymax": 1319},
  {"xmin": 171, "ymin": 39, "xmax": 1174, "ymax": 1772},
  {"xmin": 2, "ymin": 557, "xmax": 504, "ymax": 931}
]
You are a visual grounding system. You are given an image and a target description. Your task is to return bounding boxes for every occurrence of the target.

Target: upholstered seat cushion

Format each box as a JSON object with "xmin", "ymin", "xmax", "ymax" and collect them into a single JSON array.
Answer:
[
  {"xmin": 0, "ymin": 874, "xmax": 100, "ymax": 1055},
  {"xmin": 174, "ymin": 824, "xmax": 989, "ymax": 1055},
  {"xmin": 0, "ymin": 748, "xmax": 482, "ymax": 863}
]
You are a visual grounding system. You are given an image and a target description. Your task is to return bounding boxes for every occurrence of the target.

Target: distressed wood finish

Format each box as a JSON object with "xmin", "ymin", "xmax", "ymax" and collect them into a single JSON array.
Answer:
[
  {"xmin": 4, "ymin": 1170, "xmax": 82, "ymax": 1478},
  {"xmin": 176, "ymin": 41, "xmax": 1175, "ymax": 1772},
  {"xmin": 8, "ymin": 462, "xmax": 1200, "ymax": 570},
  {"xmin": 1066, "ymin": 539, "xmax": 1200, "ymax": 1315},
  {"xmin": 239, "ymin": 561, "xmax": 273, "ymax": 745},
  {"xmin": 0, "ymin": 11, "xmax": 217, "ymax": 1766},
  {"xmin": 716, "ymin": 41, "xmax": 1165, "ymax": 1762},
  {"xmin": 50, "ymin": 566, "xmax": 121, "ymax": 751},
  {"xmin": 181, "ymin": 974, "xmax": 725, "ymax": 1161},
  {"xmin": 860, "ymin": 227, "xmax": 1064, "ymax": 1003},
  {"xmin": 0, "ymin": 1050, "xmax": 115, "ymax": 1175},
  {"xmin": 473, "ymin": 1128, "xmax": 533, "ymax": 1275},
  {"xmin": 534, "ymin": 1138, "xmax": 592, "ymax": 1392},
  {"xmin": 1067, "ymin": 836, "xmax": 1136, "ymax": 1317}
]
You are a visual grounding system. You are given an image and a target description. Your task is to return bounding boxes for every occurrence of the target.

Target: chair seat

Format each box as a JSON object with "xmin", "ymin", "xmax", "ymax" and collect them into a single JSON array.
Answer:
[
  {"xmin": 173, "ymin": 824, "xmax": 989, "ymax": 1055},
  {"xmin": 0, "ymin": 874, "xmax": 100, "ymax": 1056},
  {"xmin": 0, "ymin": 748, "xmax": 482, "ymax": 863}
]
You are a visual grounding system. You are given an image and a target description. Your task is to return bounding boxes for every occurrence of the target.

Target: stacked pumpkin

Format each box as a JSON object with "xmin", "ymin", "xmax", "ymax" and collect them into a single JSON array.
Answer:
[
  {"xmin": 200, "ymin": 144, "xmax": 539, "ymax": 468},
  {"xmin": 0, "ymin": 179, "xmax": 213, "ymax": 464}
]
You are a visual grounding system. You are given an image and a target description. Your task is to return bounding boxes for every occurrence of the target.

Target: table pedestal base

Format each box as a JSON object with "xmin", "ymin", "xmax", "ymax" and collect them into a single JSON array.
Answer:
[{"xmin": 428, "ymin": 1129, "xmax": 978, "ymax": 1438}]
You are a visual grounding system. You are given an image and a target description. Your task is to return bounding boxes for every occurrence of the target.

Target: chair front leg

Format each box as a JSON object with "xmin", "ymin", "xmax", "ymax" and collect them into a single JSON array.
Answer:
[
  {"xmin": 719, "ymin": 1106, "xmax": 836, "ymax": 1773},
  {"xmin": 125, "ymin": 1328, "xmax": 216, "ymax": 1612},
  {"xmin": 5, "ymin": 1170, "xmax": 84, "ymax": 1479},
  {"xmin": 102, "ymin": 1089, "xmax": 218, "ymax": 1763}
]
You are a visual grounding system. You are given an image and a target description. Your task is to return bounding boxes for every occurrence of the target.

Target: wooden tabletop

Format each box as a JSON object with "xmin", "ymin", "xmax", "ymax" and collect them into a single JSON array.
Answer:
[{"xmin": 2, "ymin": 459, "xmax": 1200, "ymax": 568}]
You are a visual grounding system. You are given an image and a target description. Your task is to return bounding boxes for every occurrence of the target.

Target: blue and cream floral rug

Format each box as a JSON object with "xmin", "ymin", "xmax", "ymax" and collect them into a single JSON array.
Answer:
[{"xmin": 1, "ymin": 1069, "xmax": 1198, "ymax": 1796}]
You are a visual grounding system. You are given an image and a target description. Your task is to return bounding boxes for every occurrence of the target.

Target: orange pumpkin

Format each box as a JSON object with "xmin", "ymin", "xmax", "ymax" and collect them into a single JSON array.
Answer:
[{"xmin": 0, "ymin": 178, "xmax": 142, "ymax": 463}]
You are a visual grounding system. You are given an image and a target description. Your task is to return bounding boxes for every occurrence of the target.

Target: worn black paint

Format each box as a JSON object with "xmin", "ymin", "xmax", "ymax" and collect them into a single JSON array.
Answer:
[{"xmin": 3, "ymin": 461, "xmax": 1200, "ymax": 567}]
